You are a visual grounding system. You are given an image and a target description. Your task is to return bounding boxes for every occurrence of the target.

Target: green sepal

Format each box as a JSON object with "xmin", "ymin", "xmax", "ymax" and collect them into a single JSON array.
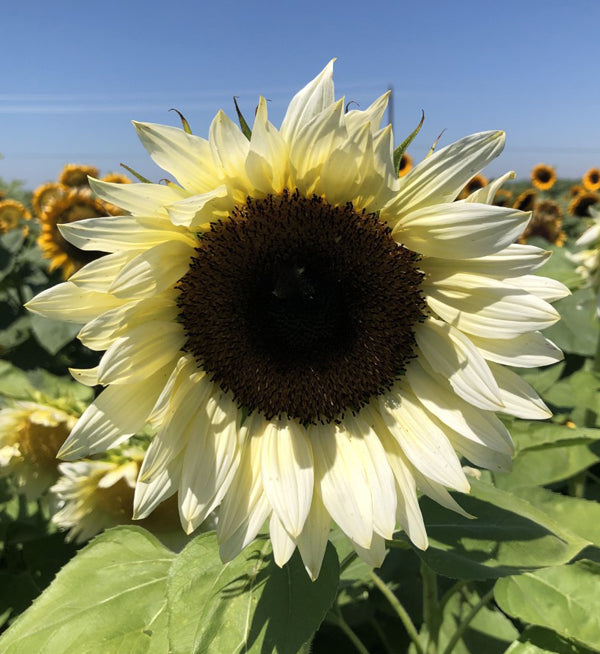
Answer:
[
  {"xmin": 233, "ymin": 96, "xmax": 252, "ymax": 140},
  {"xmin": 393, "ymin": 110, "xmax": 424, "ymax": 175},
  {"xmin": 427, "ymin": 128, "xmax": 447, "ymax": 157},
  {"xmin": 169, "ymin": 108, "xmax": 192, "ymax": 134},
  {"xmin": 119, "ymin": 163, "xmax": 151, "ymax": 184}
]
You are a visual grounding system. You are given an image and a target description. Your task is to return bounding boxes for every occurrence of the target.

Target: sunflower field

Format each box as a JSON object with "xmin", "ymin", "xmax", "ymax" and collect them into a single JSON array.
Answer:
[{"xmin": 1, "ymin": 67, "xmax": 600, "ymax": 654}]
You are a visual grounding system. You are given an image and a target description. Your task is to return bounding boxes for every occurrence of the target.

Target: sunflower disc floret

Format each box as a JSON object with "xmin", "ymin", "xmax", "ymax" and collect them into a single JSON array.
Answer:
[{"xmin": 26, "ymin": 62, "xmax": 568, "ymax": 579}]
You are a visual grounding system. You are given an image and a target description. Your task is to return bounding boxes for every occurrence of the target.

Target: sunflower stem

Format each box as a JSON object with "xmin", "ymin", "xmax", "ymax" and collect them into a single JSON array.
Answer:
[
  {"xmin": 327, "ymin": 606, "xmax": 370, "ymax": 654},
  {"xmin": 441, "ymin": 588, "xmax": 494, "ymax": 654},
  {"xmin": 369, "ymin": 616, "xmax": 395, "ymax": 654},
  {"xmin": 339, "ymin": 551, "xmax": 358, "ymax": 574},
  {"xmin": 421, "ymin": 561, "xmax": 439, "ymax": 654},
  {"xmin": 369, "ymin": 570, "xmax": 424, "ymax": 654}
]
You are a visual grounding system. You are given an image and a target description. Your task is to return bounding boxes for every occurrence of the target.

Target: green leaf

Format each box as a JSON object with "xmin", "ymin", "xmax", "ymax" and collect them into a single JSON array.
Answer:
[
  {"xmin": 541, "ymin": 369, "xmax": 600, "ymax": 414},
  {"xmin": 508, "ymin": 486, "xmax": 600, "ymax": 548},
  {"xmin": 495, "ymin": 560, "xmax": 600, "ymax": 651},
  {"xmin": 29, "ymin": 313, "xmax": 81, "ymax": 355},
  {"xmin": 543, "ymin": 288, "xmax": 598, "ymax": 357},
  {"xmin": 495, "ymin": 440, "xmax": 600, "ymax": 489},
  {"xmin": 0, "ymin": 526, "xmax": 175, "ymax": 653},
  {"xmin": 517, "ymin": 362, "xmax": 565, "ymax": 398},
  {"xmin": 400, "ymin": 479, "xmax": 589, "ymax": 580},
  {"xmin": 167, "ymin": 532, "xmax": 339, "ymax": 654},
  {"xmin": 505, "ymin": 626, "xmax": 599, "ymax": 654},
  {"xmin": 0, "ymin": 360, "xmax": 37, "ymax": 401},
  {"xmin": 508, "ymin": 421, "xmax": 600, "ymax": 452}
]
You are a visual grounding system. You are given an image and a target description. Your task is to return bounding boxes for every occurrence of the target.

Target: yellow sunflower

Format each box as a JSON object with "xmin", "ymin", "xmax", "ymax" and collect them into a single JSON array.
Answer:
[
  {"xmin": 457, "ymin": 174, "xmax": 488, "ymax": 200},
  {"xmin": 530, "ymin": 163, "xmax": 556, "ymax": 191},
  {"xmin": 397, "ymin": 152, "xmax": 412, "ymax": 177},
  {"xmin": 50, "ymin": 445, "xmax": 181, "ymax": 543},
  {"xmin": 513, "ymin": 189, "xmax": 537, "ymax": 212},
  {"xmin": 518, "ymin": 200, "xmax": 565, "ymax": 246},
  {"xmin": 492, "ymin": 189, "xmax": 513, "ymax": 207},
  {"xmin": 37, "ymin": 188, "xmax": 109, "ymax": 279},
  {"xmin": 569, "ymin": 191, "xmax": 599, "ymax": 218},
  {"xmin": 582, "ymin": 167, "xmax": 600, "ymax": 192},
  {"xmin": 102, "ymin": 172, "xmax": 132, "ymax": 185},
  {"xmin": 27, "ymin": 63, "xmax": 566, "ymax": 579},
  {"xmin": 32, "ymin": 182, "xmax": 67, "ymax": 218},
  {"xmin": 569, "ymin": 184, "xmax": 584, "ymax": 198},
  {"xmin": 100, "ymin": 172, "xmax": 132, "ymax": 215},
  {"xmin": 0, "ymin": 402, "xmax": 77, "ymax": 500},
  {"xmin": 58, "ymin": 163, "xmax": 100, "ymax": 188},
  {"xmin": 0, "ymin": 199, "xmax": 31, "ymax": 234}
]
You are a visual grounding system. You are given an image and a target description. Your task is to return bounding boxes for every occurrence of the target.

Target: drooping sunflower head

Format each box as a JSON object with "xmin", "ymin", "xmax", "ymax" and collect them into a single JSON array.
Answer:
[
  {"xmin": 0, "ymin": 402, "xmax": 77, "ymax": 500},
  {"xmin": 582, "ymin": 167, "xmax": 600, "ymax": 192},
  {"xmin": 58, "ymin": 163, "xmax": 100, "ymax": 188},
  {"xmin": 32, "ymin": 182, "xmax": 68, "ymax": 218},
  {"xmin": 530, "ymin": 163, "xmax": 556, "ymax": 191},
  {"xmin": 0, "ymin": 199, "xmax": 31, "ymax": 234},
  {"xmin": 397, "ymin": 152, "xmax": 412, "ymax": 177},
  {"xmin": 37, "ymin": 188, "xmax": 108, "ymax": 278},
  {"xmin": 27, "ymin": 62, "xmax": 567, "ymax": 579},
  {"xmin": 457, "ymin": 174, "xmax": 488, "ymax": 200},
  {"xmin": 569, "ymin": 191, "xmax": 599, "ymax": 218},
  {"xmin": 518, "ymin": 199, "xmax": 565, "ymax": 246},
  {"xmin": 513, "ymin": 188, "xmax": 537, "ymax": 212}
]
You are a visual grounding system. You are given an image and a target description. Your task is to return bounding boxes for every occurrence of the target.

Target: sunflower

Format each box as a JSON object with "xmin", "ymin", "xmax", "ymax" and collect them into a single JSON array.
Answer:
[
  {"xmin": 530, "ymin": 163, "xmax": 556, "ymax": 191},
  {"xmin": 492, "ymin": 189, "xmax": 513, "ymax": 207},
  {"xmin": 0, "ymin": 402, "xmax": 77, "ymax": 500},
  {"xmin": 513, "ymin": 188, "xmax": 537, "ymax": 212},
  {"xmin": 50, "ymin": 445, "xmax": 181, "ymax": 543},
  {"xmin": 397, "ymin": 152, "xmax": 412, "ymax": 177},
  {"xmin": 32, "ymin": 182, "xmax": 67, "ymax": 218},
  {"xmin": 582, "ymin": 167, "xmax": 600, "ymax": 192},
  {"xmin": 27, "ymin": 63, "xmax": 566, "ymax": 579},
  {"xmin": 59, "ymin": 163, "xmax": 99, "ymax": 188},
  {"xmin": 102, "ymin": 172, "xmax": 132, "ymax": 185},
  {"xmin": 100, "ymin": 172, "xmax": 132, "ymax": 215},
  {"xmin": 569, "ymin": 184, "xmax": 584, "ymax": 198},
  {"xmin": 37, "ymin": 188, "xmax": 108, "ymax": 278},
  {"xmin": 457, "ymin": 173, "xmax": 488, "ymax": 200},
  {"xmin": 0, "ymin": 199, "xmax": 31, "ymax": 234},
  {"xmin": 518, "ymin": 200, "xmax": 565, "ymax": 246},
  {"xmin": 569, "ymin": 191, "xmax": 599, "ymax": 218}
]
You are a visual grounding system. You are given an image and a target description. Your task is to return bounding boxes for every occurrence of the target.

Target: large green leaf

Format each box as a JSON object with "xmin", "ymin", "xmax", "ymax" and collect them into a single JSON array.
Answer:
[
  {"xmin": 0, "ymin": 526, "xmax": 174, "ymax": 653},
  {"xmin": 400, "ymin": 480, "xmax": 589, "ymax": 580},
  {"xmin": 505, "ymin": 626, "xmax": 599, "ymax": 654},
  {"xmin": 495, "ymin": 441, "xmax": 600, "ymax": 489},
  {"xmin": 508, "ymin": 421, "xmax": 600, "ymax": 453},
  {"xmin": 29, "ymin": 313, "xmax": 81, "ymax": 356},
  {"xmin": 167, "ymin": 532, "xmax": 339, "ymax": 654},
  {"xmin": 543, "ymin": 288, "xmax": 598, "ymax": 357},
  {"xmin": 509, "ymin": 487, "xmax": 600, "ymax": 548},
  {"xmin": 495, "ymin": 560, "xmax": 600, "ymax": 651}
]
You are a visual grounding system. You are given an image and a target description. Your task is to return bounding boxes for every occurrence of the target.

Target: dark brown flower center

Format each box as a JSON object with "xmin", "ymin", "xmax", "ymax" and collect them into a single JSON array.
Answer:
[{"xmin": 176, "ymin": 190, "xmax": 425, "ymax": 423}]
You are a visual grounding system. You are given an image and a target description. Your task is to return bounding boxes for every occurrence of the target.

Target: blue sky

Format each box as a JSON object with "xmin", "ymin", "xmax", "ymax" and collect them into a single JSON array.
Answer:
[{"xmin": 3, "ymin": 0, "xmax": 599, "ymax": 189}]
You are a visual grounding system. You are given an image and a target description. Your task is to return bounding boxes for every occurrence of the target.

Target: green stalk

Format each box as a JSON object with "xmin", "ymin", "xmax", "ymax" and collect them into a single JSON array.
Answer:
[
  {"xmin": 421, "ymin": 561, "xmax": 439, "ymax": 654},
  {"xmin": 369, "ymin": 570, "xmax": 424, "ymax": 654},
  {"xmin": 327, "ymin": 607, "xmax": 370, "ymax": 654},
  {"xmin": 441, "ymin": 589, "xmax": 494, "ymax": 654}
]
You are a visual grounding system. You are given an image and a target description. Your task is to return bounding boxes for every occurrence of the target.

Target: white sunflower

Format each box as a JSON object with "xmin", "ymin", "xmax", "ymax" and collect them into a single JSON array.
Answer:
[
  {"xmin": 570, "ymin": 205, "xmax": 600, "ymax": 314},
  {"xmin": 26, "ymin": 62, "xmax": 568, "ymax": 579}
]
